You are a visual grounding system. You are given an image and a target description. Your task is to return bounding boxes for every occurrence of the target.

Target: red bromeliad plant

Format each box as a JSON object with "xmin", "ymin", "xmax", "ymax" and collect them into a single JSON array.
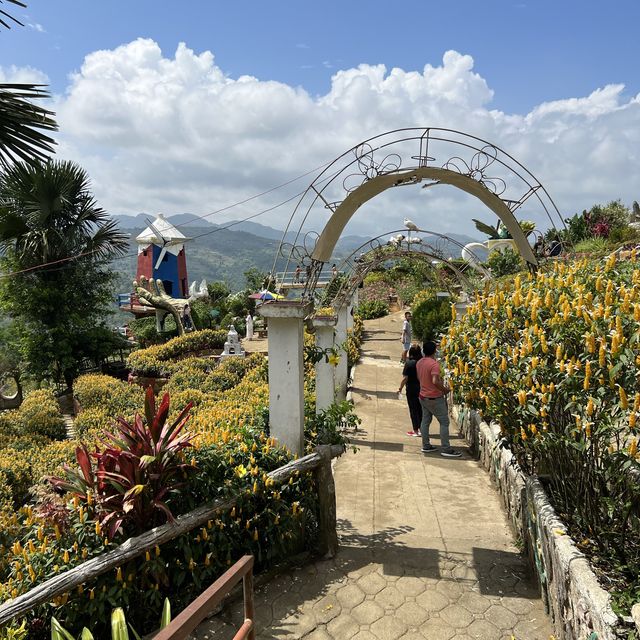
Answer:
[{"xmin": 51, "ymin": 388, "xmax": 194, "ymax": 539}]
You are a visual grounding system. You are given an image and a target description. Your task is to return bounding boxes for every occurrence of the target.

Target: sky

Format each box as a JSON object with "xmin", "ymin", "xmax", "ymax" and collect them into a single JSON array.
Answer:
[{"xmin": 1, "ymin": 0, "xmax": 639, "ymax": 241}]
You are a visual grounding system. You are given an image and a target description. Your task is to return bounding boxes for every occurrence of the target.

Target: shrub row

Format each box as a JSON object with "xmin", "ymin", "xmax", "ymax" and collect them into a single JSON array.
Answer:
[
  {"xmin": 127, "ymin": 329, "xmax": 227, "ymax": 376},
  {"xmin": 443, "ymin": 256, "xmax": 640, "ymax": 616}
]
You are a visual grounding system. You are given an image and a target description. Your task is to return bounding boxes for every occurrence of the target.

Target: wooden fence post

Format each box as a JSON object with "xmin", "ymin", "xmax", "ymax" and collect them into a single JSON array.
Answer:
[{"xmin": 315, "ymin": 445, "xmax": 338, "ymax": 558}]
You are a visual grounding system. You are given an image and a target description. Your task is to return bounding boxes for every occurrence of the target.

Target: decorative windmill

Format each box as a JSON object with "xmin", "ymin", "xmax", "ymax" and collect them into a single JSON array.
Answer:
[{"xmin": 135, "ymin": 214, "xmax": 190, "ymax": 298}]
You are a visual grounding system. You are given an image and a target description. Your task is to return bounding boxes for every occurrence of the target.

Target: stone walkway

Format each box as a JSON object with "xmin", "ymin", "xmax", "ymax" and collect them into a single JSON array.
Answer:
[{"xmin": 194, "ymin": 312, "xmax": 552, "ymax": 639}]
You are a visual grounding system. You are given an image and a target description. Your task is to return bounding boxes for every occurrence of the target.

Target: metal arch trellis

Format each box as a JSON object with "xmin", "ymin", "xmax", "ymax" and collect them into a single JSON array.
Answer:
[
  {"xmin": 320, "ymin": 229, "xmax": 486, "ymax": 310},
  {"xmin": 269, "ymin": 127, "xmax": 566, "ymax": 302}
]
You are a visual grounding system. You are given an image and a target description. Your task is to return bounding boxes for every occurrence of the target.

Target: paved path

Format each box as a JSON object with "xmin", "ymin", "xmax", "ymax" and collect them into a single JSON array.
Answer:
[{"xmin": 195, "ymin": 312, "xmax": 552, "ymax": 639}]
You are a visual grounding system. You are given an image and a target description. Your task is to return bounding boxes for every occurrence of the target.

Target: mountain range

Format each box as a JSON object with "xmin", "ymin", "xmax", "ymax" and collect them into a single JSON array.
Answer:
[{"xmin": 111, "ymin": 214, "xmax": 478, "ymax": 293}]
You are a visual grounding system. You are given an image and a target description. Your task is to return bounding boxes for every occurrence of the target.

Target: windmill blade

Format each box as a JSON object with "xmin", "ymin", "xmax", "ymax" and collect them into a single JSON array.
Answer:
[
  {"xmin": 145, "ymin": 218, "xmax": 166, "ymax": 244},
  {"xmin": 154, "ymin": 246, "xmax": 168, "ymax": 269}
]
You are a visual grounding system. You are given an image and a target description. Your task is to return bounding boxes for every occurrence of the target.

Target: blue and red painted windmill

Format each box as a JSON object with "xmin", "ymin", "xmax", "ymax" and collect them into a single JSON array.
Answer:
[{"xmin": 135, "ymin": 214, "xmax": 190, "ymax": 298}]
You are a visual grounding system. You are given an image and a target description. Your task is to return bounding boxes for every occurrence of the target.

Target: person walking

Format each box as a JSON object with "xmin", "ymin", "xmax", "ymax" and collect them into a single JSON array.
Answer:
[
  {"xmin": 416, "ymin": 340, "xmax": 461, "ymax": 458},
  {"xmin": 400, "ymin": 311, "xmax": 412, "ymax": 363},
  {"xmin": 294, "ymin": 265, "xmax": 301, "ymax": 283},
  {"xmin": 398, "ymin": 344, "xmax": 423, "ymax": 437}
]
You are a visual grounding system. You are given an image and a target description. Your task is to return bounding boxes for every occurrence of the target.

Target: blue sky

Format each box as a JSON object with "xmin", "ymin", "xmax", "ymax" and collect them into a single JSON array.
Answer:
[
  {"xmin": 4, "ymin": 0, "xmax": 638, "ymax": 114},
  {"xmin": 1, "ymin": 0, "xmax": 639, "ymax": 238}
]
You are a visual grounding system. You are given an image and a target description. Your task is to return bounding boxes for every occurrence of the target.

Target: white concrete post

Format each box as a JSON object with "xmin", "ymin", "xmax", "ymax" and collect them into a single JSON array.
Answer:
[
  {"xmin": 313, "ymin": 315, "xmax": 337, "ymax": 414},
  {"xmin": 334, "ymin": 304, "xmax": 349, "ymax": 401},
  {"xmin": 258, "ymin": 301, "xmax": 312, "ymax": 457},
  {"xmin": 346, "ymin": 295, "xmax": 354, "ymax": 331}
]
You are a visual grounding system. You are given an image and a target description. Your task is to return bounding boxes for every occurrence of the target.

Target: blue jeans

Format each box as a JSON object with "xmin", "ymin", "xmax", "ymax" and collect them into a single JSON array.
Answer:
[{"xmin": 419, "ymin": 396, "xmax": 451, "ymax": 449}]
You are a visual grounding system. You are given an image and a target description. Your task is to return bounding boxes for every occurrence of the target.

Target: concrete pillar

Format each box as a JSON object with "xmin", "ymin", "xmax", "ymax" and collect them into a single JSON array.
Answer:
[
  {"xmin": 352, "ymin": 288, "xmax": 359, "ymax": 310},
  {"xmin": 313, "ymin": 315, "xmax": 337, "ymax": 413},
  {"xmin": 346, "ymin": 294, "xmax": 354, "ymax": 331},
  {"xmin": 258, "ymin": 301, "xmax": 312, "ymax": 457},
  {"xmin": 334, "ymin": 304, "xmax": 349, "ymax": 401}
]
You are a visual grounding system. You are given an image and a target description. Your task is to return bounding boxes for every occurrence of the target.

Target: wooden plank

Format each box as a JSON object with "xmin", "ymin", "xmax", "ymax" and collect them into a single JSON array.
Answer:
[{"xmin": 0, "ymin": 446, "xmax": 343, "ymax": 625}]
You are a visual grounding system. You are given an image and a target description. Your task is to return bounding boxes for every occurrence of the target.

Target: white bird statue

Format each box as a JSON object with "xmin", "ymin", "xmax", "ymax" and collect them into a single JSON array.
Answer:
[
  {"xmin": 409, "ymin": 237, "xmax": 422, "ymax": 244},
  {"xmin": 404, "ymin": 218, "xmax": 420, "ymax": 232},
  {"xmin": 395, "ymin": 234, "xmax": 406, "ymax": 243}
]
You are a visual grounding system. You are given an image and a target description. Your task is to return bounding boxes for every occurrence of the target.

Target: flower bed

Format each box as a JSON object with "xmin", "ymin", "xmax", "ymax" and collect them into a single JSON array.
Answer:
[
  {"xmin": 0, "ymin": 353, "xmax": 319, "ymax": 638},
  {"xmin": 127, "ymin": 329, "xmax": 227, "ymax": 377},
  {"xmin": 443, "ymin": 256, "xmax": 640, "ymax": 627}
]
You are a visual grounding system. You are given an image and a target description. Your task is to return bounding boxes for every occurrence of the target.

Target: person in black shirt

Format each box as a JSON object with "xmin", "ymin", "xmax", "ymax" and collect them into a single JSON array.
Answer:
[{"xmin": 398, "ymin": 344, "xmax": 423, "ymax": 437}]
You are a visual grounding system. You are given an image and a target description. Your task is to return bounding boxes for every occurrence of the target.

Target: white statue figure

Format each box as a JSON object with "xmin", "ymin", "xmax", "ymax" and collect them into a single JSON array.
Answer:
[{"xmin": 246, "ymin": 313, "xmax": 254, "ymax": 340}]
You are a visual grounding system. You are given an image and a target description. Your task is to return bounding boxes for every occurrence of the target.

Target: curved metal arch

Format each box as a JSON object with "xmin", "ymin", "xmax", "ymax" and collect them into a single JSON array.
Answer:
[
  {"xmin": 312, "ymin": 167, "xmax": 535, "ymax": 265},
  {"xmin": 331, "ymin": 250, "xmax": 470, "ymax": 311},
  {"xmin": 271, "ymin": 128, "xmax": 565, "ymax": 298},
  {"xmin": 318, "ymin": 228, "xmax": 486, "ymax": 309}
]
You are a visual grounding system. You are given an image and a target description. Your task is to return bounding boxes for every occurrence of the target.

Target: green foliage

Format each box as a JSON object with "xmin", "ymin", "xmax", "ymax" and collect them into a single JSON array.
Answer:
[
  {"xmin": 0, "ymin": 84, "xmax": 57, "ymax": 168},
  {"xmin": 550, "ymin": 200, "xmax": 633, "ymax": 246},
  {"xmin": 74, "ymin": 374, "xmax": 144, "ymax": 417},
  {"xmin": 356, "ymin": 299, "xmax": 389, "ymax": 319},
  {"xmin": 51, "ymin": 598, "xmax": 171, "ymax": 640},
  {"xmin": 0, "ymin": 160, "xmax": 128, "ymax": 385},
  {"xmin": 306, "ymin": 401, "xmax": 360, "ymax": 450},
  {"xmin": 486, "ymin": 247, "xmax": 523, "ymax": 277},
  {"xmin": 411, "ymin": 292, "xmax": 451, "ymax": 342},
  {"xmin": 243, "ymin": 267, "xmax": 268, "ymax": 291},
  {"xmin": 127, "ymin": 329, "xmax": 227, "ymax": 376},
  {"xmin": 444, "ymin": 258, "xmax": 640, "ymax": 616},
  {"xmin": 573, "ymin": 237, "xmax": 611, "ymax": 255},
  {"xmin": 18, "ymin": 388, "xmax": 66, "ymax": 440},
  {"xmin": 128, "ymin": 317, "xmax": 175, "ymax": 347},
  {"xmin": 0, "ymin": 619, "xmax": 28, "ymax": 640}
]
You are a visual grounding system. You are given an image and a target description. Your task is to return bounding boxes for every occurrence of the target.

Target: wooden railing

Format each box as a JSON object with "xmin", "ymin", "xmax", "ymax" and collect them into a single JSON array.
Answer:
[
  {"xmin": 154, "ymin": 555, "xmax": 255, "ymax": 640},
  {"xmin": 0, "ymin": 444, "xmax": 342, "ymax": 626}
]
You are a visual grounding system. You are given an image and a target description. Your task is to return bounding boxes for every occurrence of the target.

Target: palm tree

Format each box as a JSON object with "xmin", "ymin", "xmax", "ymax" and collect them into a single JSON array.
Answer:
[
  {"xmin": 0, "ymin": 0, "xmax": 25, "ymax": 30},
  {"xmin": 0, "ymin": 159, "xmax": 128, "ymax": 263},
  {"xmin": 0, "ymin": 160, "xmax": 130, "ymax": 386},
  {"xmin": 0, "ymin": 84, "xmax": 57, "ymax": 168},
  {"xmin": 1, "ymin": 2, "xmax": 58, "ymax": 166}
]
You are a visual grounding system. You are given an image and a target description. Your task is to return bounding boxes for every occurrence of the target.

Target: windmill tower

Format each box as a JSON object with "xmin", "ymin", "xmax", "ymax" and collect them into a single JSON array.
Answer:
[{"xmin": 136, "ymin": 214, "xmax": 190, "ymax": 298}]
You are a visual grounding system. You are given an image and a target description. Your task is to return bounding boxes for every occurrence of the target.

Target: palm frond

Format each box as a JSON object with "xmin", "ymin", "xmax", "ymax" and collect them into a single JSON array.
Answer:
[
  {"xmin": 472, "ymin": 218, "xmax": 500, "ymax": 239},
  {"xmin": 0, "ymin": 0, "xmax": 26, "ymax": 30},
  {"xmin": 0, "ymin": 84, "xmax": 57, "ymax": 168}
]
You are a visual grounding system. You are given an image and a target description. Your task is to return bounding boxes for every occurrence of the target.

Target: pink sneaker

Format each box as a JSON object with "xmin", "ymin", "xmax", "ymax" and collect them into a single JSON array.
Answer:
[{"xmin": 406, "ymin": 431, "xmax": 420, "ymax": 437}]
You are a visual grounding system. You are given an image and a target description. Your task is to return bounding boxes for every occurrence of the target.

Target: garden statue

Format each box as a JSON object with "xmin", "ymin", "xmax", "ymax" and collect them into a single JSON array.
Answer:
[
  {"xmin": 133, "ymin": 276, "xmax": 190, "ymax": 336},
  {"xmin": 461, "ymin": 218, "xmax": 536, "ymax": 276},
  {"xmin": 221, "ymin": 325, "xmax": 245, "ymax": 360},
  {"xmin": 246, "ymin": 313, "xmax": 254, "ymax": 340},
  {"xmin": 188, "ymin": 279, "xmax": 209, "ymax": 299}
]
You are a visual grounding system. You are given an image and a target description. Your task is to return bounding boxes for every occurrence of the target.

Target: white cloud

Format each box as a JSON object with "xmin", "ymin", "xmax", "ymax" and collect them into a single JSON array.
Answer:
[
  {"xmin": 27, "ymin": 22, "xmax": 45, "ymax": 32},
  {"xmin": 0, "ymin": 64, "xmax": 49, "ymax": 84},
  {"xmin": 42, "ymin": 39, "xmax": 640, "ymax": 241}
]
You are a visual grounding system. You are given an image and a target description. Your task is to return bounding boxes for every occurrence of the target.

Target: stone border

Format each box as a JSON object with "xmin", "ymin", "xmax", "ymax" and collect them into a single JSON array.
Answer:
[{"xmin": 452, "ymin": 405, "xmax": 621, "ymax": 640}]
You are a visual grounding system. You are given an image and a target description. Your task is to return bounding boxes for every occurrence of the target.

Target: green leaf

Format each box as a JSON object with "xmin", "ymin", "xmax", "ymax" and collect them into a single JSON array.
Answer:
[
  {"xmin": 160, "ymin": 598, "xmax": 172, "ymax": 629},
  {"xmin": 80, "ymin": 628, "xmax": 95, "ymax": 640},
  {"xmin": 51, "ymin": 618, "xmax": 75, "ymax": 640},
  {"xmin": 111, "ymin": 608, "xmax": 130, "ymax": 640}
]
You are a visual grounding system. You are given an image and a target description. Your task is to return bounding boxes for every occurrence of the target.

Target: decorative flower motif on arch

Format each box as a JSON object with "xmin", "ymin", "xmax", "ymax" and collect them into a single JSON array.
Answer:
[
  {"xmin": 442, "ymin": 144, "xmax": 507, "ymax": 196},
  {"xmin": 342, "ymin": 143, "xmax": 402, "ymax": 193},
  {"xmin": 279, "ymin": 231, "xmax": 320, "ymax": 267}
]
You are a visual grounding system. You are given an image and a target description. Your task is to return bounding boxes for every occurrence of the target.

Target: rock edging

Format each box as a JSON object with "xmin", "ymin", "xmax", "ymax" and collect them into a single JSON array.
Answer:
[{"xmin": 453, "ymin": 405, "xmax": 620, "ymax": 640}]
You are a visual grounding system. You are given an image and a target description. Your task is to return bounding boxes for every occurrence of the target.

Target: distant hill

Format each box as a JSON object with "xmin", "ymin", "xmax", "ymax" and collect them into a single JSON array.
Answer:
[{"xmin": 110, "ymin": 214, "xmax": 479, "ymax": 294}]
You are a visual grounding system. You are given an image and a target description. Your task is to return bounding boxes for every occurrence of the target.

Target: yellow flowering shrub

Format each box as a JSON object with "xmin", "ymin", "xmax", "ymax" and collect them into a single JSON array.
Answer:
[
  {"xmin": 16, "ymin": 389, "xmax": 66, "ymax": 440},
  {"xmin": 74, "ymin": 374, "xmax": 144, "ymax": 416},
  {"xmin": 127, "ymin": 329, "xmax": 227, "ymax": 376},
  {"xmin": 443, "ymin": 255, "xmax": 640, "ymax": 615},
  {"xmin": 72, "ymin": 407, "xmax": 113, "ymax": 439}
]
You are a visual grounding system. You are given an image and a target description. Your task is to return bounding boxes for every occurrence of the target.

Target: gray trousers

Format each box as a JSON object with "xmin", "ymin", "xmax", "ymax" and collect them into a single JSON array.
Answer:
[{"xmin": 419, "ymin": 396, "xmax": 451, "ymax": 449}]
